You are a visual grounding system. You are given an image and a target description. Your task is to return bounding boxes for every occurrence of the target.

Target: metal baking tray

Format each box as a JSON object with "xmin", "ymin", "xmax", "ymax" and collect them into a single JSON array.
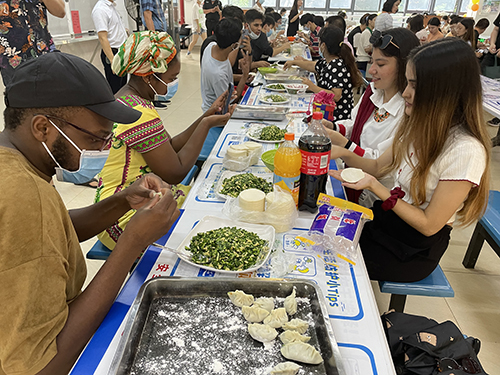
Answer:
[
  {"xmin": 233, "ymin": 104, "xmax": 289, "ymax": 121},
  {"xmin": 109, "ymin": 278, "xmax": 345, "ymax": 375}
]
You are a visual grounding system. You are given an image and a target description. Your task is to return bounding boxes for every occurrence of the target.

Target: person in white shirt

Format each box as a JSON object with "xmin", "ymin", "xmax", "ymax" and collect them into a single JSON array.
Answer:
[
  {"xmin": 375, "ymin": 0, "xmax": 400, "ymax": 32},
  {"xmin": 201, "ymin": 18, "xmax": 250, "ymax": 112},
  {"xmin": 329, "ymin": 38, "xmax": 490, "ymax": 283},
  {"xmin": 92, "ymin": 0, "xmax": 128, "ymax": 93},
  {"xmin": 253, "ymin": 0, "xmax": 265, "ymax": 14},
  {"xmin": 187, "ymin": 0, "xmax": 207, "ymax": 57},
  {"xmin": 323, "ymin": 28, "xmax": 420, "ymax": 207},
  {"xmin": 355, "ymin": 14, "xmax": 377, "ymax": 75}
]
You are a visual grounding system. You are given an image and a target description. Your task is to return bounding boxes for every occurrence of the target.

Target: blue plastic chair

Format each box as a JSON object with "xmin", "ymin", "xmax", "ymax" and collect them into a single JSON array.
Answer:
[
  {"xmin": 86, "ymin": 240, "xmax": 112, "ymax": 261},
  {"xmin": 378, "ymin": 265, "xmax": 455, "ymax": 312},
  {"xmin": 463, "ymin": 190, "xmax": 500, "ymax": 268}
]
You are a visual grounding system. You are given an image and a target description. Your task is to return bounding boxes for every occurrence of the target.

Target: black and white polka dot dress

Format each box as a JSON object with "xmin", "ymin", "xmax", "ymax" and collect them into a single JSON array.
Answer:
[{"xmin": 315, "ymin": 58, "xmax": 353, "ymax": 121}]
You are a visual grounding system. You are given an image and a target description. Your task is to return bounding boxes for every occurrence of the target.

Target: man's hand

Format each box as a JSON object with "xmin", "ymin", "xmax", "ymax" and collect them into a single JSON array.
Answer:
[
  {"xmin": 122, "ymin": 187, "xmax": 180, "ymax": 248},
  {"xmin": 283, "ymin": 60, "xmax": 295, "ymax": 70},
  {"xmin": 240, "ymin": 35, "xmax": 252, "ymax": 54},
  {"xmin": 121, "ymin": 174, "xmax": 170, "ymax": 210},
  {"xmin": 239, "ymin": 53, "xmax": 251, "ymax": 76},
  {"xmin": 253, "ymin": 60, "xmax": 270, "ymax": 68}
]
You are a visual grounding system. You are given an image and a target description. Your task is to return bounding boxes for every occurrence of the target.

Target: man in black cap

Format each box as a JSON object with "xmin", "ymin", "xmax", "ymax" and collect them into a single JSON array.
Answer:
[{"xmin": 0, "ymin": 51, "xmax": 179, "ymax": 374}]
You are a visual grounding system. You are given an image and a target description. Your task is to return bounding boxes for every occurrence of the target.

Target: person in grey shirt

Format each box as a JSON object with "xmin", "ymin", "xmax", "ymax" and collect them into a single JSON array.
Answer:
[
  {"xmin": 201, "ymin": 18, "xmax": 250, "ymax": 112},
  {"xmin": 375, "ymin": 0, "xmax": 400, "ymax": 32}
]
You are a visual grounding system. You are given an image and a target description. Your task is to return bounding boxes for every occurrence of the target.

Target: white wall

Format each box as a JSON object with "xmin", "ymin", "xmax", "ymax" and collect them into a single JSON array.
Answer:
[{"xmin": 473, "ymin": 0, "xmax": 499, "ymax": 39}]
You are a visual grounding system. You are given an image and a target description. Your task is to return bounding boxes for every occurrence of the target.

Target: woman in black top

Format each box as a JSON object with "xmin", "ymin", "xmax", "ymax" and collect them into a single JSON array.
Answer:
[{"xmin": 287, "ymin": 0, "xmax": 303, "ymax": 37}]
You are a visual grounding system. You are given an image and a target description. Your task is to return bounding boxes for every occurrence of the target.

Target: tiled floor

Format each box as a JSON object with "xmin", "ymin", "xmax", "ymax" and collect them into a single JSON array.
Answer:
[{"xmin": 3, "ymin": 47, "xmax": 500, "ymax": 373}]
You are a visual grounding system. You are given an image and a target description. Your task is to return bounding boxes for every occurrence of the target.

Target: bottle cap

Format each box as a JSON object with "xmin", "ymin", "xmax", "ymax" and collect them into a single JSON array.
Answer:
[
  {"xmin": 284, "ymin": 132, "xmax": 295, "ymax": 141},
  {"xmin": 312, "ymin": 111, "xmax": 323, "ymax": 120}
]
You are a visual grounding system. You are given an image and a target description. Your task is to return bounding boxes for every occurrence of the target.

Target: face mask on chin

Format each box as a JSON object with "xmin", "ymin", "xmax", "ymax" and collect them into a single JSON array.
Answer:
[
  {"xmin": 149, "ymin": 73, "xmax": 177, "ymax": 101},
  {"xmin": 42, "ymin": 119, "xmax": 110, "ymax": 184},
  {"xmin": 249, "ymin": 30, "xmax": 260, "ymax": 40}
]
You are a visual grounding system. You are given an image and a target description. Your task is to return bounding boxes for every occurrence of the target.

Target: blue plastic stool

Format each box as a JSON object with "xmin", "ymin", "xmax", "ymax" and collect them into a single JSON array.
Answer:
[
  {"xmin": 378, "ymin": 265, "xmax": 454, "ymax": 313},
  {"xmin": 180, "ymin": 165, "xmax": 198, "ymax": 186},
  {"xmin": 86, "ymin": 240, "xmax": 112, "ymax": 261},
  {"xmin": 197, "ymin": 126, "xmax": 223, "ymax": 163},
  {"xmin": 463, "ymin": 190, "xmax": 500, "ymax": 268}
]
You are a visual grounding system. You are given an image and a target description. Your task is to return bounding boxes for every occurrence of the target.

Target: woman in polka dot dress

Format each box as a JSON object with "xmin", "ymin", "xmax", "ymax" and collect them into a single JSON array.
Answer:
[{"xmin": 284, "ymin": 26, "xmax": 363, "ymax": 121}]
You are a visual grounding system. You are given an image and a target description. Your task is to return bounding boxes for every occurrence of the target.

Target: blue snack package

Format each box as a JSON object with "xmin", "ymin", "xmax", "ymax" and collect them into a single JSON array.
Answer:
[
  {"xmin": 336, "ymin": 211, "xmax": 363, "ymax": 242},
  {"xmin": 310, "ymin": 204, "xmax": 334, "ymax": 234}
]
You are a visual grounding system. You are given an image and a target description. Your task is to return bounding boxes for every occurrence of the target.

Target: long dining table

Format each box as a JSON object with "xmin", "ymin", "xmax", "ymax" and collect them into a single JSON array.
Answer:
[{"xmin": 70, "ymin": 87, "xmax": 396, "ymax": 375}]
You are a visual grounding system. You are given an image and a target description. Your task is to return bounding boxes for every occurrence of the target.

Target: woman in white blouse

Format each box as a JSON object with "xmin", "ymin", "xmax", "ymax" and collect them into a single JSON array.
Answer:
[
  {"xmin": 375, "ymin": 0, "xmax": 400, "ymax": 32},
  {"xmin": 329, "ymin": 38, "xmax": 491, "ymax": 282},
  {"xmin": 323, "ymin": 28, "xmax": 420, "ymax": 207}
]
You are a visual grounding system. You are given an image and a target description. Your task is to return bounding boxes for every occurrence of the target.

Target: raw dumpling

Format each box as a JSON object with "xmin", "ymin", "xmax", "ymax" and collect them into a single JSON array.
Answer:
[
  {"xmin": 281, "ymin": 342, "xmax": 323, "ymax": 365},
  {"xmin": 248, "ymin": 323, "xmax": 278, "ymax": 343},
  {"xmin": 228, "ymin": 290, "xmax": 254, "ymax": 307},
  {"xmin": 279, "ymin": 330, "xmax": 311, "ymax": 345},
  {"xmin": 284, "ymin": 288, "xmax": 297, "ymax": 315},
  {"xmin": 263, "ymin": 307, "xmax": 288, "ymax": 329},
  {"xmin": 282, "ymin": 318, "xmax": 309, "ymax": 334},
  {"xmin": 242, "ymin": 305, "xmax": 270, "ymax": 323},
  {"xmin": 253, "ymin": 297, "xmax": 274, "ymax": 313},
  {"xmin": 270, "ymin": 362, "xmax": 301, "ymax": 375}
]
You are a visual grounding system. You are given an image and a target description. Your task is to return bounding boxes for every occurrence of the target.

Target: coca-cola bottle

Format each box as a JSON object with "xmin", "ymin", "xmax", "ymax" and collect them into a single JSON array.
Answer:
[{"xmin": 298, "ymin": 111, "xmax": 332, "ymax": 213}]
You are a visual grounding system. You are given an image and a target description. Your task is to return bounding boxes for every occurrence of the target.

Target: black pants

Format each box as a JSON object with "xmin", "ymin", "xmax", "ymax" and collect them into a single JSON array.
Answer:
[
  {"xmin": 206, "ymin": 19, "xmax": 218, "ymax": 36},
  {"xmin": 359, "ymin": 200, "xmax": 452, "ymax": 283},
  {"xmin": 101, "ymin": 48, "xmax": 127, "ymax": 94},
  {"xmin": 356, "ymin": 61, "xmax": 368, "ymax": 72}
]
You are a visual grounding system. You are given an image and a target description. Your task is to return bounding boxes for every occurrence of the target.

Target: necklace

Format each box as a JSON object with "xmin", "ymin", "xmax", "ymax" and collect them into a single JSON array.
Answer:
[{"xmin": 373, "ymin": 107, "xmax": 390, "ymax": 122}]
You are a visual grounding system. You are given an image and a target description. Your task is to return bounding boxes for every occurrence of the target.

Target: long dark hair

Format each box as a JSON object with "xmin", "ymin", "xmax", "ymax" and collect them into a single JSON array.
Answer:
[
  {"xmin": 408, "ymin": 15, "xmax": 424, "ymax": 33},
  {"xmin": 386, "ymin": 38, "xmax": 490, "ymax": 225},
  {"xmin": 459, "ymin": 18, "xmax": 476, "ymax": 49},
  {"xmin": 371, "ymin": 28, "xmax": 420, "ymax": 93},
  {"xmin": 291, "ymin": 0, "xmax": 300, "ymax": 13},
  {"xmin": 382, "ymin": 0, "xmax": 399, "ymax": 13},
  {"xmin": 319, "ymin": 26, "xmax": 363, "ymax": 88}
]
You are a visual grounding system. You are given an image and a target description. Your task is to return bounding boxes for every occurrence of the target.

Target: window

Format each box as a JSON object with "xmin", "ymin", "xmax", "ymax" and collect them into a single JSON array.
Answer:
[
  {"xmin": 354, "ymin": 0, "xmax": 380, "ymax": 11},
  {"xmin": 433, "ymin": 0, "xmax": 457, "ymax": 12},
  {"xmin": 305, "ymin": 0, "xmax": 329, "ymax": 8},
  {"xmin": 227, "ymin": 0, "xmax": 253, "ymax": 7},
  {"xmin": 407, "ymin": 0, "xmax": 431, "ymax": 10},
  {"xmin": 326, "ymin": 0, "xmax": 351, "ymax": 9},
  {"xmin": 259, "ymin": 0, "xmax": 278, "ymax": 8},
  {"xmin": 460, "ymin": 0, "xmax": 469, "ymax": 12},
  {"xmin": 279, "ymin": 0, "xmax": 295, "ymax": 7}
]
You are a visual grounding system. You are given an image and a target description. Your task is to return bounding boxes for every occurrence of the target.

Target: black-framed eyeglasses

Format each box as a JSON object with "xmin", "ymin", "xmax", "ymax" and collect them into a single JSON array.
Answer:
[
  {"xmin": 370, "ymin": 31, "xmax": 400, "ymax": 51},
  {"xmin": 437, "ymin": 357, "xmax": 482, "ymax": 374},
  {"xmin": 42, "ymin": 114, "xmax": 113, "ymax": 152}
]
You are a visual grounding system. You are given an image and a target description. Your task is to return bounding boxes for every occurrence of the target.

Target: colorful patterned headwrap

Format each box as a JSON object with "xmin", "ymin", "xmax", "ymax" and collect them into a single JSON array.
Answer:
[{"xmin": 112, "ymin": 31, "xmax": 177, "ymax": 77}]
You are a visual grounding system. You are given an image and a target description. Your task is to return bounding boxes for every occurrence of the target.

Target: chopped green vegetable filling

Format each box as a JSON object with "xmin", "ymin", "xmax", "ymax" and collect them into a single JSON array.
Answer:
[
  {"xmin": 259, "ymin": 125, "xmax": 287, "ymax": 141},
  {"xmin": 220, "ymin": 173, "xmax": 273, "ymax": 198},
  {"xmin": 186, "ymin": 226, "xmax": 268, "ymax": 271},
  {"xmin": 263, "ymin": 94, "xmax": 288, "ymax": 103},
  {"xmin": 268, "ymin": 84, "xmax": 285, "ymax": 90}
]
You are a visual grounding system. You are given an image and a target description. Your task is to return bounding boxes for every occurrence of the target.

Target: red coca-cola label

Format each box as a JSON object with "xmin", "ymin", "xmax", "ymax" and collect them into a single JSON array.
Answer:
[{"xmin": 300, "ymin": 150, "xmax": 330, "ymax": 175}]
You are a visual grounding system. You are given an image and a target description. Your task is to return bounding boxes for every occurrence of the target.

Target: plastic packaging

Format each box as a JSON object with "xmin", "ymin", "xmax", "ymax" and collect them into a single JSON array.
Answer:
[
  {"xmin": 302, "ymin": 193, "xmax": 373, "ymax": 263},
  {"xmin": 222, "ymin": 185, "xmax": 299, "ymax": 233},
  {"xmin": 223, "ymin": 141, "xmax": 263, "ymax": 171},
  {"xmin": 297, "ymin": 112, "xmax": 332, "ymax": 213},
  {"xmin": 273, "ymin": 133, "xmax": 302, "ymax": 206}
]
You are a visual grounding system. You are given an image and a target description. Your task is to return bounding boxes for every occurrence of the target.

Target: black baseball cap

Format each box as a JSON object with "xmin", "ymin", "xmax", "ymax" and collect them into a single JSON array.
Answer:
[{"xmin": 4, "ymin": 51, "xmax": 141, "ymax": 124}]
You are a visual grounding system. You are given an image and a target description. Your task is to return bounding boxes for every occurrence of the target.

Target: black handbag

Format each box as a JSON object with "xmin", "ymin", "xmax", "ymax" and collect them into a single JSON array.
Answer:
[{"xmin": 381, "ymin": 311, "xmax": 487, "ymax": 375}]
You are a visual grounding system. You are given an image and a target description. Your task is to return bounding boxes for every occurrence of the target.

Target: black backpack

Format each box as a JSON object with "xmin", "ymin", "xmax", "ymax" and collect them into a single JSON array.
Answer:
[{"xmin": 381, "ymin": 311, "xmax": 487, "ymax": 375}]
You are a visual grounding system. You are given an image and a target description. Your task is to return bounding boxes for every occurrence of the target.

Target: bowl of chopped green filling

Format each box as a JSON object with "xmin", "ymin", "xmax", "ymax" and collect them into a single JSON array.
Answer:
[
  {"xmin": 259, "ymin": 94, "xmax": 290, "ymax": 105},
  {"xmin": 216, "ymin": 171, "xmax": 273, "ymax": 199},
  {"xmin": 261, "ymin": 149, "xmax": 277, "ymax": 171},
  {"xmin": 265, "ymin": 83, "xmax": 286, "ymax": 92},
  {"xmin": 258, "ymin": 67, "xmax": 278, "ymax": 75},
  {"xmin": 177, "ymin": 215, "xmax": 275, "ymax": 273}
]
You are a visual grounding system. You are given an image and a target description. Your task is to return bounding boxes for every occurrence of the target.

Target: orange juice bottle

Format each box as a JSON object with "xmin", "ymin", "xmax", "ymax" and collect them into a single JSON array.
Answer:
[{"xmin": 273, "ymin": 133, "xmax": 302, "ymax": 206}]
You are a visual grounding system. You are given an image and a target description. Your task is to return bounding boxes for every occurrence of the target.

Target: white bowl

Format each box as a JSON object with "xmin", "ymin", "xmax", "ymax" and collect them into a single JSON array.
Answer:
[{"xmin": 284, "ymin": 83, "xmax": 309, "ymax": 94}]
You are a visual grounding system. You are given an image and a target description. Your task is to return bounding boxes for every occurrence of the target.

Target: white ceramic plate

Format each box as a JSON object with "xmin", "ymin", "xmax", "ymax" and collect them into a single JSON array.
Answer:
[
  {"xmin": 264, "ymin": 83, "xmax": 287, "ymax": 92},
  {"xmin": 175, "ymin": 215, "xmax": 275, "ymax": 274},
  {"xmin": 259, "ymin": 94, "xmax": 290, "ymax": 105},
  {"xmin": 246, "ymin": 123, "xmax": 286, "ymax": 144},
  {"xmin": 215, "ymin": 170, "xmax": 274, "ymax": 200}
]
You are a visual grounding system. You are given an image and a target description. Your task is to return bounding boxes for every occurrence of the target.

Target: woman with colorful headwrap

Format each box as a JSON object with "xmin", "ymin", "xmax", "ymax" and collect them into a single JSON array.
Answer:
[{"xmin": 95, "ymin": 31, "xmax": 233, "ymax": 251}]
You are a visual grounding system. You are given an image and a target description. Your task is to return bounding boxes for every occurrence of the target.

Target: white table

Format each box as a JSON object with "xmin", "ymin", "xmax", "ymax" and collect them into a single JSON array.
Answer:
[
  {"xmin": 70, "ymin": 105, "xmax": 396, "ymax": 375},
  {"xmin": 481, "ymin": 75, "xmax": 500, "ymax": 118}
]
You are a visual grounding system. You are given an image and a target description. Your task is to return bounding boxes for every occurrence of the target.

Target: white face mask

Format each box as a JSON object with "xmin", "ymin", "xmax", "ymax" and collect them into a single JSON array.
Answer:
[{"xmin": 148, "ymin": 73, "xmax": 173, "ymax": 101}]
